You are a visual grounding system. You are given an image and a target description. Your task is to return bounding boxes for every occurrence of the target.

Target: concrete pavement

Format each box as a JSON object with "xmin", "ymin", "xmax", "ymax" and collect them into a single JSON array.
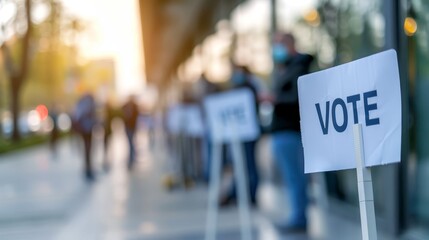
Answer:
[{"xmin": 0, "ymin": 125, "xmax": 396, "ymax": 239}]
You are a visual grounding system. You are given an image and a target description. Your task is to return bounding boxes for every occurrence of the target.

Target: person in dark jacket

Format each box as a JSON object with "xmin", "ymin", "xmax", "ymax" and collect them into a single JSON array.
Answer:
[
  {"xmin": 122, "ymin": 95, "xmax": 139, "ymax": 170},
  {"xmin": 73, "ymin": 93, "xmax": 97, "ymax": 181},
  {"xmin": 271, "ymin": 33, "xmax": 313, "ymax": 232}
]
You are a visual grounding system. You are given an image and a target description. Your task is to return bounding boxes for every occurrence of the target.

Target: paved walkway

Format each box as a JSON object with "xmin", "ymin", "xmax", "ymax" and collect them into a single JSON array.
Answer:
[{"xmin": 0, "ymin": 125, "xmax": 395, "ymax": 240}]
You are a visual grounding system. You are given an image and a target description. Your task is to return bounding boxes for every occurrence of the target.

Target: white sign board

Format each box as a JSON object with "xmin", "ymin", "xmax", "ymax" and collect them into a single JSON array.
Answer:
[
  {"xmin": 184, "ymin": 104, "xmax": 205, "ymax": 137},
  {"xmin": 204, "ymin": 89, "xmax": 260, "ymax": 142},
  {"xmin": 167, "ymin": 105, "xmax": 184, "ymax": 134},
  {"xmin": 298, "ymin": 49, "xmax": 402, "ymax": 173}
]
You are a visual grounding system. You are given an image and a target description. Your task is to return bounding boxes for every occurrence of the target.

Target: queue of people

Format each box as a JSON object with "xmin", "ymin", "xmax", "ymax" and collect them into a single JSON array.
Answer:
[
  {"xmin": 163, "ymin": 32, "xmax": 313, "ymax": 234},
  {"xmin": 69, "ymin": 32, "xmax": 313, "ymax": 235}
]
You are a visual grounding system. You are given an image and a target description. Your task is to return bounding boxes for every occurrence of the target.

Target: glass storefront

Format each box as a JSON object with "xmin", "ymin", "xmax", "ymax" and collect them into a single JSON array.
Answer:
[
  {"xmin": 410, "ymin": 0, "xmax": 429, "ymax": 227},
  {"xmin": 317, "ymin": 0, "xmax": 429, "ymax": 236},
  {"xmin": 316, "ymin": 0, "xmax": 420, "ymax": 235},
  {"xmin": 280, "ymin": 0, "xmax": 429, "ymax": 236},
  {"xmin": 319, "ymin": 0, "xmax": 391, "ymax": 211}
]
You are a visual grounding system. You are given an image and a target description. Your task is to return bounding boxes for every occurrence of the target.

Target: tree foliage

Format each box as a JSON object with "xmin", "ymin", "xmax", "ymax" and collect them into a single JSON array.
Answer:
[{"xmin": 0, "ymin": 0, "xmax": 84, "ymax": 140}]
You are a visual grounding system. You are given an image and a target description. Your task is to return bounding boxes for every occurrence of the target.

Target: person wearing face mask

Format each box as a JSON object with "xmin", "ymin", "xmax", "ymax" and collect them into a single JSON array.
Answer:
[
  {"xmin": 219, "ymin": 65, "xmax": 261, "ymax": 207},
  {"xmin": 270, "ymin": 33, "xmax": 313, "ymax": 233},
  {"xmin": 231, "ymin": 65, "xmax": 261, "ymax": 112}
]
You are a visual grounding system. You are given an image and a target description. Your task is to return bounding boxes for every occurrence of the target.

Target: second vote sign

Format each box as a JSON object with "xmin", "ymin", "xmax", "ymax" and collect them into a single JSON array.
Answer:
[
  {"xmin": 298, "ymin": 49, "xmax": 402, "ymax": 173},
  {"xmin": 204, "ymin": 88, "xmax": 260, "ymax": 142},
  {"xmin": 184, "ymin": 104, "xmax": 205, "ymax": 137}
]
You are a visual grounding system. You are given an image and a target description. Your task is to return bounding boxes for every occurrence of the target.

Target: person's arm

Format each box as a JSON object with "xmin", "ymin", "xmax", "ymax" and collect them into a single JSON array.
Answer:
[{"xmin": 273, "ymin": 65, "xmax": 303, "ymax": 104}]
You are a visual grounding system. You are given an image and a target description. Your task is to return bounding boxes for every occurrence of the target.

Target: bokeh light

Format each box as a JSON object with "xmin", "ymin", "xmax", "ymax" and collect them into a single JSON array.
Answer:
[
  {"xmin": 404, "ymin": 17, "xmax": 417, "ymax": 36},
  {"xmin": 41, "ymin": 117, "xmax": 54, "ymax": 133},
  {"xmin": 36, "ymin": 105, "xmax": 49, "ymax": 120},
  {"xmin": 304, "ymin": 9, "xmax": 320, "ymax": 26},
  {"xmin": 58, "ymin": 113, "xmax": 72, "ymax": 132},
  {"xmin": 27, "ymin": 110, "xmax": 41, "ymax": 132}
]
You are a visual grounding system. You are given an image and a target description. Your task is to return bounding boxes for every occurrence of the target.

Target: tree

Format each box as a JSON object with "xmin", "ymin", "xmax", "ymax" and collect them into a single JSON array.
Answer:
[{"xmin": 0, "ymin": 0, "xmax": 32, "ymax": 141}]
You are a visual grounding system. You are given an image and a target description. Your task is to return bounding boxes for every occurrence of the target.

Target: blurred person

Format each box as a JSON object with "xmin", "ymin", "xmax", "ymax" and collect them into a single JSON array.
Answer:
[
  {"xmin": 72, "ymin": 93, "xmax": 97, "ymax": 181},
  {"xmin": 122, "ymin": 95, "xmax": 139, "ymax": 170},
  {"xmin": 194, "ymin": 73, "xmax": 220, "ymax": 101},
  {"xmin": 181, "ymin": 89, "xmax": 198, "ymax": 186},
  {"xmin": 49, "ymin": 104, "xmax": 60, "ymax": 156},
  {"xmin": 194, "ymin": 74, "xmax": 221, "ymax": 182},
  {"xmin": 271, "ymin": 33, "xmax": 313, "ymax": 232},
  {"xmin": 144, "ymin": 112, "xmax": 156, "ymax": 148},
  {"xmin": 220, "ymin": 65, "xmax": 260, "ymax": 207},
  {"xmin": 162, "ymin": 105, "xmax": 182, "ymax": 190},
  {"xmin": 103, "ymin": 99, "xmax": 116, "ymax": 172}
]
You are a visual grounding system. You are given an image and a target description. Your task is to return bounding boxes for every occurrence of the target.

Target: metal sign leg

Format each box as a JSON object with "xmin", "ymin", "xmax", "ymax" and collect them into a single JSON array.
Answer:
[
  {"xmin": 353, "ymin": 124, "xmax": 378, "ymax": 240},
  {"xmin": 231, "ymin": 139, "xmax": 252, "ymax": 240},
  {"xmin": 205, "ymin": 141, "xmax": 223, "ymax": 240}
]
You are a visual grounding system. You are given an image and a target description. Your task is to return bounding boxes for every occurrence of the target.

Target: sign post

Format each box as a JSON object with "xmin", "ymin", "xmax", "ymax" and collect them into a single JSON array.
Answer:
[
  {"xmin": 298, "ymin": 50, "xmax": 402, "ymax": 240},
  {"xmin": 204, "ymin": 88, "xmax": 259, "ymax": 240},
  {"xmin": 205, "ymin": 140, "xmax": 222, "ymax": 240},
  {"xmin": 353, "ymin": 124, "xmax": 377, "ymax": 240},
  {"xmin": 231, "ymin": 134, "xmax": 252, "ymax": 240}
]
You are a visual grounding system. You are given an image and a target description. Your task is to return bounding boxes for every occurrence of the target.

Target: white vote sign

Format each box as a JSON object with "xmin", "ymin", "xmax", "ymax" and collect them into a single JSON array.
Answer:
[
  {"xmin": 184, "ymin": 104, "xmax": 205, "ymax": 137},
  {"xmin": 204, "ymin": 89, "xmax": 260, "ymax": 142},
  {"xmin": 298, "ymin": 49, "xmax": 402, "ymax": 173},
  {"xmin": 167, "ymin": 104, "xmax": 184, "ymax": 134}
]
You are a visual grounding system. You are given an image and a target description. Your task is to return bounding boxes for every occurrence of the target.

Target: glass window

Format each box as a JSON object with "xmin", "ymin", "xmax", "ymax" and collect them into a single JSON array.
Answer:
[
  {"xmin": 410, "ymin": 0, "xmax": 429, "ymax": 226},
  {"xmin": 319, "ymin": 0, "xmax": 389, "ymax": 217}
]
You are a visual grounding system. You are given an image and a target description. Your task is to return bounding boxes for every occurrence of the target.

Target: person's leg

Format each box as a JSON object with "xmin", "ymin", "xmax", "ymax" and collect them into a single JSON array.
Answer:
[
  {"xmin": 103, "ymin": 133, "xmax": 111, "ymax": 171},
  {"xmin": 181, "ymin": 135, "xmax": 192, "ymax": 187},
  {"xmin": 50, "ymin": 129, "xmax": 58, "ymax": 157},
  {"xmin": 220, "ymin": 144, "xmax": 237, "ymax": 206},
  {"xmin": 83, "ymin": 132, "xmax": 94, "ymax": 180},
  {"xmin": 103, "ymin": 132, "xmax": 108, "ymax": 152},
  {"xmin": 244, "ymin": 140, "xmax": 259, "ymax": 205},
  {"xmin": 221, "ymin": 141, "xmax": 259, "ymax": 206},
  {"xmin": 126, "ymin": 129, "xmax": 136, "ymax": 169},
  {"xmin": 287, "ymin": 132, "xmax": 307, "ymax": 226},
  {"xmin": 185, "ymin": 136, "xmax": 194, "ymax": 182},
  {"xmin": 130, "ymin": 132, "xmax": 136, "ymax": 162},
  {"xmin": 272, "ymin": 131, "xmax": 307, "ymax": 227},
  {"xmin": 225, "ymin": 143, "xmax": 236, "ymax": 197},
  {"xmin": 203, "ymin": 136, "xmax": 212, "ymax": 183},
  {"xmin": 194, "ymin": 137, "xmax": 203, "ymax": 180}
]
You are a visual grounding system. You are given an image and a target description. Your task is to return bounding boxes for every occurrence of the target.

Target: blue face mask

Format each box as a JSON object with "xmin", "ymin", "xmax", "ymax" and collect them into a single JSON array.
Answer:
[
  {"xmin": 231, "ymin": 70, "xmax": 246, "ymax": 86},
  {"xmin": 272, "ymin": 43, "xmax": 289, "ymax": 63}
]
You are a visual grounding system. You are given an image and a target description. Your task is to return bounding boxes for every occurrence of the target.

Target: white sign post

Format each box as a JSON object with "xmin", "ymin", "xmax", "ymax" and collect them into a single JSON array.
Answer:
[
  {"xmin": 354, "ymin": 124, "xmax": 377, "ymax": 240},
  {"xmin": 204, "ymin": 89, "xmax": 260, "ymax": 240},
  {"xmin": 298, "ymin": 50, "xmax": 402, "ymax": 240},
  {"xmin": 205, "ymin": 140, "xmax": 223, "ymax": 240}
]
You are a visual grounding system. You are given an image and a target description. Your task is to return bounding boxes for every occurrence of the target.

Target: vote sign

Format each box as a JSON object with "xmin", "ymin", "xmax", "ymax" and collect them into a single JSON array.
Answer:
[
  {"xmin": 298, "ymin": 49, "xmax": 402, "ymax": 173},
  {"xmin": 167, "ymin": 104, "xmax": 184, "ymax": 134},
  {"xmin": 183, "ymin": 104, "xmax": 205, "ymax": 137},
  {"xmin": 204, "ymin": 88, "xmax": 260, "ymax": 142}
]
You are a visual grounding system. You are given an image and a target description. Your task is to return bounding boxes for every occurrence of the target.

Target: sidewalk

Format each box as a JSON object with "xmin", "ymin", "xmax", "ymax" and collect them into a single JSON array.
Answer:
[
  {"xmin": 0, "ymin": 126, "xmax": 396, "ymax": 239},
  {"xmin": 0, "ymin": 136, "xmax": 90, "ymax": 240}
]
